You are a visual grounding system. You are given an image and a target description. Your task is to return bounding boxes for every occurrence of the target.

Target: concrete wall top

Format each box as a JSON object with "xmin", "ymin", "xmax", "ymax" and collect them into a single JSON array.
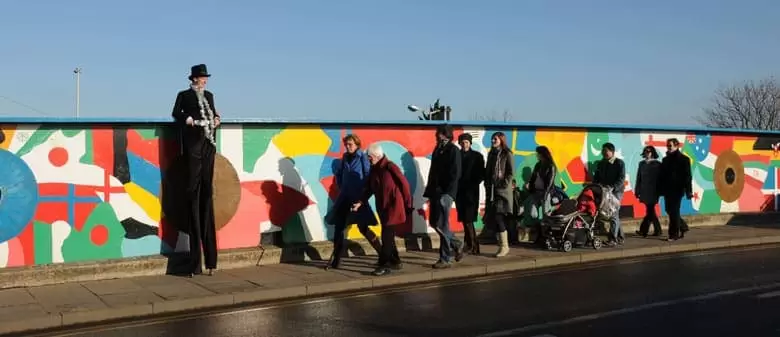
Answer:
[{"xmin": 1, "ymin": 116, "xmax": 779, "ymax": 136}]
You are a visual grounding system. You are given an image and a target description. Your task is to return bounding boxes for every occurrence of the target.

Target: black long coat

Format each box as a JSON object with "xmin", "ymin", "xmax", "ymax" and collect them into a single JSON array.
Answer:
[{"xmin": 456, "ymin": 150, "xmax": 485, "ymax": 222}]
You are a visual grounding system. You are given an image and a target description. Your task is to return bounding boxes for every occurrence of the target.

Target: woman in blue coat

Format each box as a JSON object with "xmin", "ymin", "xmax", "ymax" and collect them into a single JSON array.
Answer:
[{"xmin": 325, "ymin": 134, "xmax": 381, "ymax": 270}]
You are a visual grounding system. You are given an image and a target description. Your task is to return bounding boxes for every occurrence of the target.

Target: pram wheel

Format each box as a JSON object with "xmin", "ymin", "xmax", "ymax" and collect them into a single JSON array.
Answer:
[
  {"xmin": 592, "ymin": 237, "xmax": 602, "ymax": 250},
  {"xmin": 544, "ymin": 239, "xmax": 553, "ymax": 251},
  {"xmin": 560, "ymin": 240, "xmax": 573, "ymax": 253}
]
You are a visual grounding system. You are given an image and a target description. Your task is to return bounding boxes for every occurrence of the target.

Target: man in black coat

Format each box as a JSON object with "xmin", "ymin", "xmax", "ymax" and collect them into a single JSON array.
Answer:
[
  {"xmin": 424, "ymin": 124, "xmax": 464, "ymax": 269},
  {"xmin": 171, "ymin": 64, "xmax": 221, "ymax": 277},
  {"xmin": 658, "ymin": 138, "xmax": 693, "ymax": 241},
  {"xmin": 455, "ymin": 133, "xmax": 485, "ymax": 255}
]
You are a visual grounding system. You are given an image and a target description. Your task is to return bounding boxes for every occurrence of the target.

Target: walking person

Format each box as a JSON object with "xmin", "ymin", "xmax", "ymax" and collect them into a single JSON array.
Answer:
[
  {"xmin": 521, "ymin": 146, "xmax": 557, "ymax": 244},
  {"xmin": 351, "ymin": 144, "xmax": 412, "ymax": 276},
  {"xmin": 325, "ymin": 134, "xmax": 382, "ymax": 270},
  {"xmin": 484, "ymin": 132, "xmax": 515, "ymax": 257},
  {"xmin": 423, "ymin": 125, "xmax": 464, "ymax": 269},
  {"xmin": 658, "ymin": 138, "xmax": 693, "ymax": 241},
  {"xmin": 635, "ymin": 145, "xmax": 663, "ymax": 237},
  {"xmin": 455, "ymin": 133, "xmax": 485, "ymax": 255},
  {"xmin": 593, "ymin": 142, "xmax": 626, "ymax": 247},
  {"xmin": 171, "ymin": 64, "xmax": 221, "ymax": 277}
]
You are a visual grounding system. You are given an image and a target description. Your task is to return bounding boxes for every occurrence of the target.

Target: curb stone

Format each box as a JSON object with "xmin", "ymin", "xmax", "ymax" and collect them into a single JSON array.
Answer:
[{"xmin": 7, "ymin": 234, "xmax": 780, "ymax": 336}]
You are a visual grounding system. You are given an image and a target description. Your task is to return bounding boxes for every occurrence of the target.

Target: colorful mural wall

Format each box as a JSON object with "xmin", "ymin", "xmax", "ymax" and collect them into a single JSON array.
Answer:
[{"xmin": 0, "ymin": 122, "xmax": 778, "ymax": 268}]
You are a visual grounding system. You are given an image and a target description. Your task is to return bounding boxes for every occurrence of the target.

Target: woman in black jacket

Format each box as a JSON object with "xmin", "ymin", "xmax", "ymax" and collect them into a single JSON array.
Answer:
[
  {"xmin": 455, "ymin": 133, "xmax": 485, "ymax": 255},
  {"xmin": 522, "ymin": 146, "xmax": 557, "ymax": 242}
]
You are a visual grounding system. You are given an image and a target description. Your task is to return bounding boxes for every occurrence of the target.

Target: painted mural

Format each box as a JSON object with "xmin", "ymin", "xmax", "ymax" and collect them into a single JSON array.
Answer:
[{"xmin": 0, "ymin": 122, "xmax": 778, "ymax": 268}]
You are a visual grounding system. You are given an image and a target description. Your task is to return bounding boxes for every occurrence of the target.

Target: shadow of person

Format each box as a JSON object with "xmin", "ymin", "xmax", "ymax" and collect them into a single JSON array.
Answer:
[
  {"xmin": 261, "ymin": 157, "xmax": 323, "ymax": 264},
  {"xmin": 156, "ymin": 125, "xmax": 192, "ymax": 276}
]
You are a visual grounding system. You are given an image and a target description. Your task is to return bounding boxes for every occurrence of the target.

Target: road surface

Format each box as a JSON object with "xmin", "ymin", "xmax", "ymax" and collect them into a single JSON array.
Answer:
[{"xmin": 28, "ymin": 245, "xmax": 780, "ymax": 337}]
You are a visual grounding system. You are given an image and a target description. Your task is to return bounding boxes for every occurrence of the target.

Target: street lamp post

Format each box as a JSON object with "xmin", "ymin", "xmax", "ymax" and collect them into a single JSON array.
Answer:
[{"xmin": 73, "ymin": 67, "xmax": 82, "ymax": 118}]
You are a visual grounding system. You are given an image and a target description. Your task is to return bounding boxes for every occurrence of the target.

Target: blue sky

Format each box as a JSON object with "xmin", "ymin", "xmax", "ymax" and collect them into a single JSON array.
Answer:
[{"xmin": 1, "ymin": 0, "xmax": 778, "ymax": 126}]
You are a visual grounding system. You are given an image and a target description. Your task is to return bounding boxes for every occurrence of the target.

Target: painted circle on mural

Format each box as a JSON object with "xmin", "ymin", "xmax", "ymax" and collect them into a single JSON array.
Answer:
[
  {"xmin": 48, "ymin": 147, "xmax": 69, "ymax": 167},
  {"xmin": 0, "ymin": 149, "xmax": 39, "ymax": 243},
  {"xmin": 713, "ymin": 150, "xmax": 744, "ymax": 203},
  {"xmin": 161, "ymin": 153, "xmax": 241, "ymax": 233},
  {"xmin": 90, "ymin": 224, "xmax": 109, "ymax": 246},
  {"xmin": 212, "ymin": 153, "xmax": 241, "ymax": 231}
]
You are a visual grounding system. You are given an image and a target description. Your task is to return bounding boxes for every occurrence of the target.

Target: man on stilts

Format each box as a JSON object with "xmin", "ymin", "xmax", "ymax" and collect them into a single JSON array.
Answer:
[{"xmin": 171, "ymin": 64, "xmax": 221, "ymax": 277}]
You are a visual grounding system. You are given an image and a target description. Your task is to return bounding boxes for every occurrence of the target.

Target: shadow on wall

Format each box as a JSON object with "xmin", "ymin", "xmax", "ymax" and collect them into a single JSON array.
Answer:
[
  {"xmin": 263, "ymin": 157, "xmax": 323, "ymax": 263},
  {"xmin": 157, "ymin": 126, "xmax": 192, "ymax": 276}
]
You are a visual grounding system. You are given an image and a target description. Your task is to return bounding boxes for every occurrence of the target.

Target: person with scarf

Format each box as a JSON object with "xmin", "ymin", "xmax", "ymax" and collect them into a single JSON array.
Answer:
[
  {"xmin": 455, "ymin": 133, "xmax": 485, "ymax": 255},
  {"xmin": 423, "ymin": 124, "xmax": 464, "ymax": 269},
  {"xmin": 171, "ymin": 64, "xmax": 221, "ymax": 277},
  {"xmin": 635, "ymin": 145, "xmax": 663, "ymax": 237},
  {"xmin": 658, "ymin": 138, "xmax": 693, "ymax": 241},
  {"xmin": 522, "ymin": 146, "xmax": 557, "ymax": 243},
  {"xmin": 325, "ymin": 134, "xmax": 381, "ymax": 270},
  {"xmin": 484, "ymin": 132, "xmax": 515, "ymax": 257}
]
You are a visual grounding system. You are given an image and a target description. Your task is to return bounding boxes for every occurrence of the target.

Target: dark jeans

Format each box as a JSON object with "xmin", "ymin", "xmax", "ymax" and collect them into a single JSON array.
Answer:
[
  {"xmin": 664, "ymin": 194, "xmax": 683, "ymax": 238},
  {"xmin": 186, "ymin": 139, "xmax": 217, "ymax": 273},
  {"xmin": 379, "ymin": 225, "xmax": 401, "ymax": 266},
  {"xmin": 638, "ymin": 201, "xmax": 662, "ymax": 235}
]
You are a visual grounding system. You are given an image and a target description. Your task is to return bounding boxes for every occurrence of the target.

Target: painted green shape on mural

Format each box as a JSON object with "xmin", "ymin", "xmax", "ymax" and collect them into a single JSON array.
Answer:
[
  {"xmin": 33, "ymin": 221, "xmax": 53, "ymax": 265},
  {"xmin": 696, "ymin": 164, "xmax": 714, "ymax": 182},
  {"xmin": 517, "ymin": 155, "xmax": 537, "ymax": 184},
  {"xmin": 242, "ymin": 127, "xmax": 278, "ymax": 173},
  {"xmin": 281, "ymin": 213, "xmax": 307, "ymax": 244},
  {"xmin": 698, "ymin": 189, "xmax": 722, "ymax": 213},
  {"xmin": 80, "ymin": 130, "xmax": 94, "ymax": 165},
  {"xmin": 62, "ymin": 202, "xmax": 126, "ymax": 263},
  {"xmin": 15, "ymin": 129, "xmax": 83, "ymax": 157},
  {"xmin": 560, "ymin": 171, "xmax": 584, "ymax": 197},
  {"xmin": 584, "ymin": 132, "xmax": 610, "ymax": 178},
  {"xmin": 135, "ymin": 128, "xmax": 158, "ymax": 140}
]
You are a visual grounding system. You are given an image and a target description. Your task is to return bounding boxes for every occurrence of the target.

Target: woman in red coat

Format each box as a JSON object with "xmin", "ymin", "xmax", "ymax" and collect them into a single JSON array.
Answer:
[{"xmin": 352, "ymin": 143, "xmax": 413, "ymax": 276}]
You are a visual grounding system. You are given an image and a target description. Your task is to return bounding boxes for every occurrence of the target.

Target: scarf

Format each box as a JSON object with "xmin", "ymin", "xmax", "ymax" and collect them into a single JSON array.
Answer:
[
  {"xmin": 490, "ymin": 148, "xmax": 508, "ymax": 185},
  {"xmin": 191, "ymin": 84, "xmax": 217, "ymax": 147}
]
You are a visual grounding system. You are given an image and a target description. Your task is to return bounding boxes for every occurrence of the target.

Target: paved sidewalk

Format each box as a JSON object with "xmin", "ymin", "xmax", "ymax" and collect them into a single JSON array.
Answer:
[{"xmin": 2, "ymin": 225, "xmax": 780, "ymax": 335}]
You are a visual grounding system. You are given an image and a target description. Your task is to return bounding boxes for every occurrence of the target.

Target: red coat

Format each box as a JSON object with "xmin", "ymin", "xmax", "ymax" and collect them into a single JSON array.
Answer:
[{"xmin": 361, "ymin": 156, "xmax": 412, "ymax": 226}]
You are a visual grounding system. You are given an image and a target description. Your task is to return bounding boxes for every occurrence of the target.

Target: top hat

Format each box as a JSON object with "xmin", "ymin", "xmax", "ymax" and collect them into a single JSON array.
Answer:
[{"xmin": 189, "ymin": 64, "xmax": 211, "ymax": 80}]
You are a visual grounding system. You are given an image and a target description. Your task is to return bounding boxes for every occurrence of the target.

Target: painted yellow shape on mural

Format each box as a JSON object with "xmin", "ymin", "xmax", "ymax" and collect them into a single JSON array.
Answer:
[
  {"xmin": 732, "ymin": 139, "xmax": 766, "ymax": 156},
  {"xmin": 346, "ymin": 223, "xmax": 381, "ymax": 239},
  {"xmin": 272, "ymin": 127, "xmax": 332, "ymax": 158},
  {"xmin": 535, "ymin": 130, "xmax": 586, "ymax": 167},
  {"xmin": 0, "ymin": 126, "xmax": 15, "ymax": 150},
  {"xmin": 124, "ymin": 182, "xmax": 162, "ymax": 222}
]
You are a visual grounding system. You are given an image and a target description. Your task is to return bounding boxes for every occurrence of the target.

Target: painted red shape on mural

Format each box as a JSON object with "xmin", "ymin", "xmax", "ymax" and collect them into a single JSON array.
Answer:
[
  {"xmin": 91, "ymin": 129, "xmax": 114, "ymax": 174},
  {"xmin": 709, "ymin": 136, "xmax": 734, "ymax": 155},
  {"xmin": 242, "ymin": 181, "xmax": 313, "ymax": 227},
  {"xmin": 18, "ymin": 223, "xmax": 34, "ymax": 266},
  {"xmin": 48, "ymin": 147, "xmax": 69, "ymax": 167},
  {"xmin": 127, "ymin": 130, "xmax": 161, "ymax": 168},
  {"xmin": 566, "ymin": 158, "xmax": 588, "ymax": 182},
  {"xmin": 90, "ymin": 224, "xmax": 109, "ymax": 246},
  {"xmin": 355, "ymin": 127, "xmax": 440, "ymax": 158},
  {"xmin": 320, "ymin": 176, "xmax": 339, "ymax": 201}
]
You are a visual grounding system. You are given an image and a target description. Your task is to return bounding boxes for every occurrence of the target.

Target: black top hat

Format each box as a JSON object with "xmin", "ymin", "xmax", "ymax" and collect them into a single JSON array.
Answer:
[{"xmin": 189, "ymin": 64, "xmax": 211, "ymax": 80}]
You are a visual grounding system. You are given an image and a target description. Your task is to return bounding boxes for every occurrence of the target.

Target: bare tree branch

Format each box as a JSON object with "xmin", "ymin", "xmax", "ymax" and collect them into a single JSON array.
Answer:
[
  {"xmin": 696, "ymin": 77, "xmax": 780, "ymax": 130},
  {"xmin": 471, "ymin": 109, "xmax": 513, "ymax": 122}
]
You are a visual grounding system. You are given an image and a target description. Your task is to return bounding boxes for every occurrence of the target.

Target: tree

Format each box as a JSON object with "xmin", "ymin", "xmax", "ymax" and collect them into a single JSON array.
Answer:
[
  {"xmin": 471, "ymin": 110, "xmax": 513, "ymax": 122},
  {"xmin": 697, "ymin": 77, "xmax": 780, "ymax": 130}
]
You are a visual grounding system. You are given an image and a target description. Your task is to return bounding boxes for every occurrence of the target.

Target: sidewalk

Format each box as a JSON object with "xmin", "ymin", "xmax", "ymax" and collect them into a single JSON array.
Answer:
[{"xmin": 2, "ymin": 225, "xmax": 780, "ymax": 335}]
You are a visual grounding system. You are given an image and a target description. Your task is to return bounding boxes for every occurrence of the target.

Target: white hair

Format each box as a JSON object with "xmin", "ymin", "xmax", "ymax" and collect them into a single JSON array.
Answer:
[{"xmin": 367, "ymin": 143, "xmax": 385, "ymax": 159}]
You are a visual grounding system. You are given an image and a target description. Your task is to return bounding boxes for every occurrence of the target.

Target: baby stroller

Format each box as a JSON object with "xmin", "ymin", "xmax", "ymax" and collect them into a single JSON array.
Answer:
[{"xmin": 539, "ymin": 184, "xmax": 620, "ymax": 252}]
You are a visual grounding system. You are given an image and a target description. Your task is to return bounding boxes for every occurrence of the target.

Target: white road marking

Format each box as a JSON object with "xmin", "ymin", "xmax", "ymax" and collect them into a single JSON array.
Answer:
[
  {"xmin": 756, "ymin": 290, "xmax": 780, "ymax": 299},
  {"xmin": 475, "ymin": 282, "xmax": 780, "ymax": 337}
]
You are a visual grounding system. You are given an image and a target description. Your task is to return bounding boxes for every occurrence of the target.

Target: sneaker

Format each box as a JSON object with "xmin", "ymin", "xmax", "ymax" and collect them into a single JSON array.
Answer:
[
  {"xmin": 432, "ymin": 261, "xmax": 452, "ymax": 269},
  {"xmin": 455, "ymin": 246, "xmax": 465, "ymax": 262},
  {"xmin": 372, "ymin": 267, "xmax": 391, "ymax": 276}
]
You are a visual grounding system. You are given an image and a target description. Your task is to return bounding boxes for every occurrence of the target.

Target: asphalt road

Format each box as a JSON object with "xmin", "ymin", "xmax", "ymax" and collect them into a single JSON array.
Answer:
[{"xmin": 31, "ymin": 245, "xmax": 780, "ymax": 337}]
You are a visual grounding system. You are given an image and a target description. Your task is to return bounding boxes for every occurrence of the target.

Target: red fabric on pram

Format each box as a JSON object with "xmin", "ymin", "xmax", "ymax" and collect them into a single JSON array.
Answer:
[{"xmin": 577, "ymin": 189, "xmax": 597, "ymax": 217}]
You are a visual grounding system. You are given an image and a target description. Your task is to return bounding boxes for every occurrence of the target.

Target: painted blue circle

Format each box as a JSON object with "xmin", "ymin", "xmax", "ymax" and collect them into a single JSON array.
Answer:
[{"xmin": 0, "ymin": 149, "xmax": 38, "ymax": 243}]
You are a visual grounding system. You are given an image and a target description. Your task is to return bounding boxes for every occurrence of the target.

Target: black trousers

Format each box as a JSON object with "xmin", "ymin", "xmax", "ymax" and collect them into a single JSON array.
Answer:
[
  {"xmin": 186, "ymin": 137, "xmax": 218, "ymax": 273},
  {"xmin": 639, "ymin": 201, "xmax": 662, "ymax": 235},
  {"xmin": 492, "ymin": 213, "xmax": 507, "ymax": 232},
  {"xmin": 332, "ymin": 207, "xmax": 379, "ymax": 266},
  {"xmin": 379, "ymin": 224, "xmax": 401, "ymax": 266},
  {"xmin": 664, "ymin": 194, "xmax": 683, "ymax": 239}
]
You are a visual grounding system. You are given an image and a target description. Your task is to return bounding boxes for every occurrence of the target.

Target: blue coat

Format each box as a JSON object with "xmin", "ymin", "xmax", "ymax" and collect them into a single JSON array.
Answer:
[{"xmin": 328, "ymin": 151, "xmax": 377, "ymax": 226}]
